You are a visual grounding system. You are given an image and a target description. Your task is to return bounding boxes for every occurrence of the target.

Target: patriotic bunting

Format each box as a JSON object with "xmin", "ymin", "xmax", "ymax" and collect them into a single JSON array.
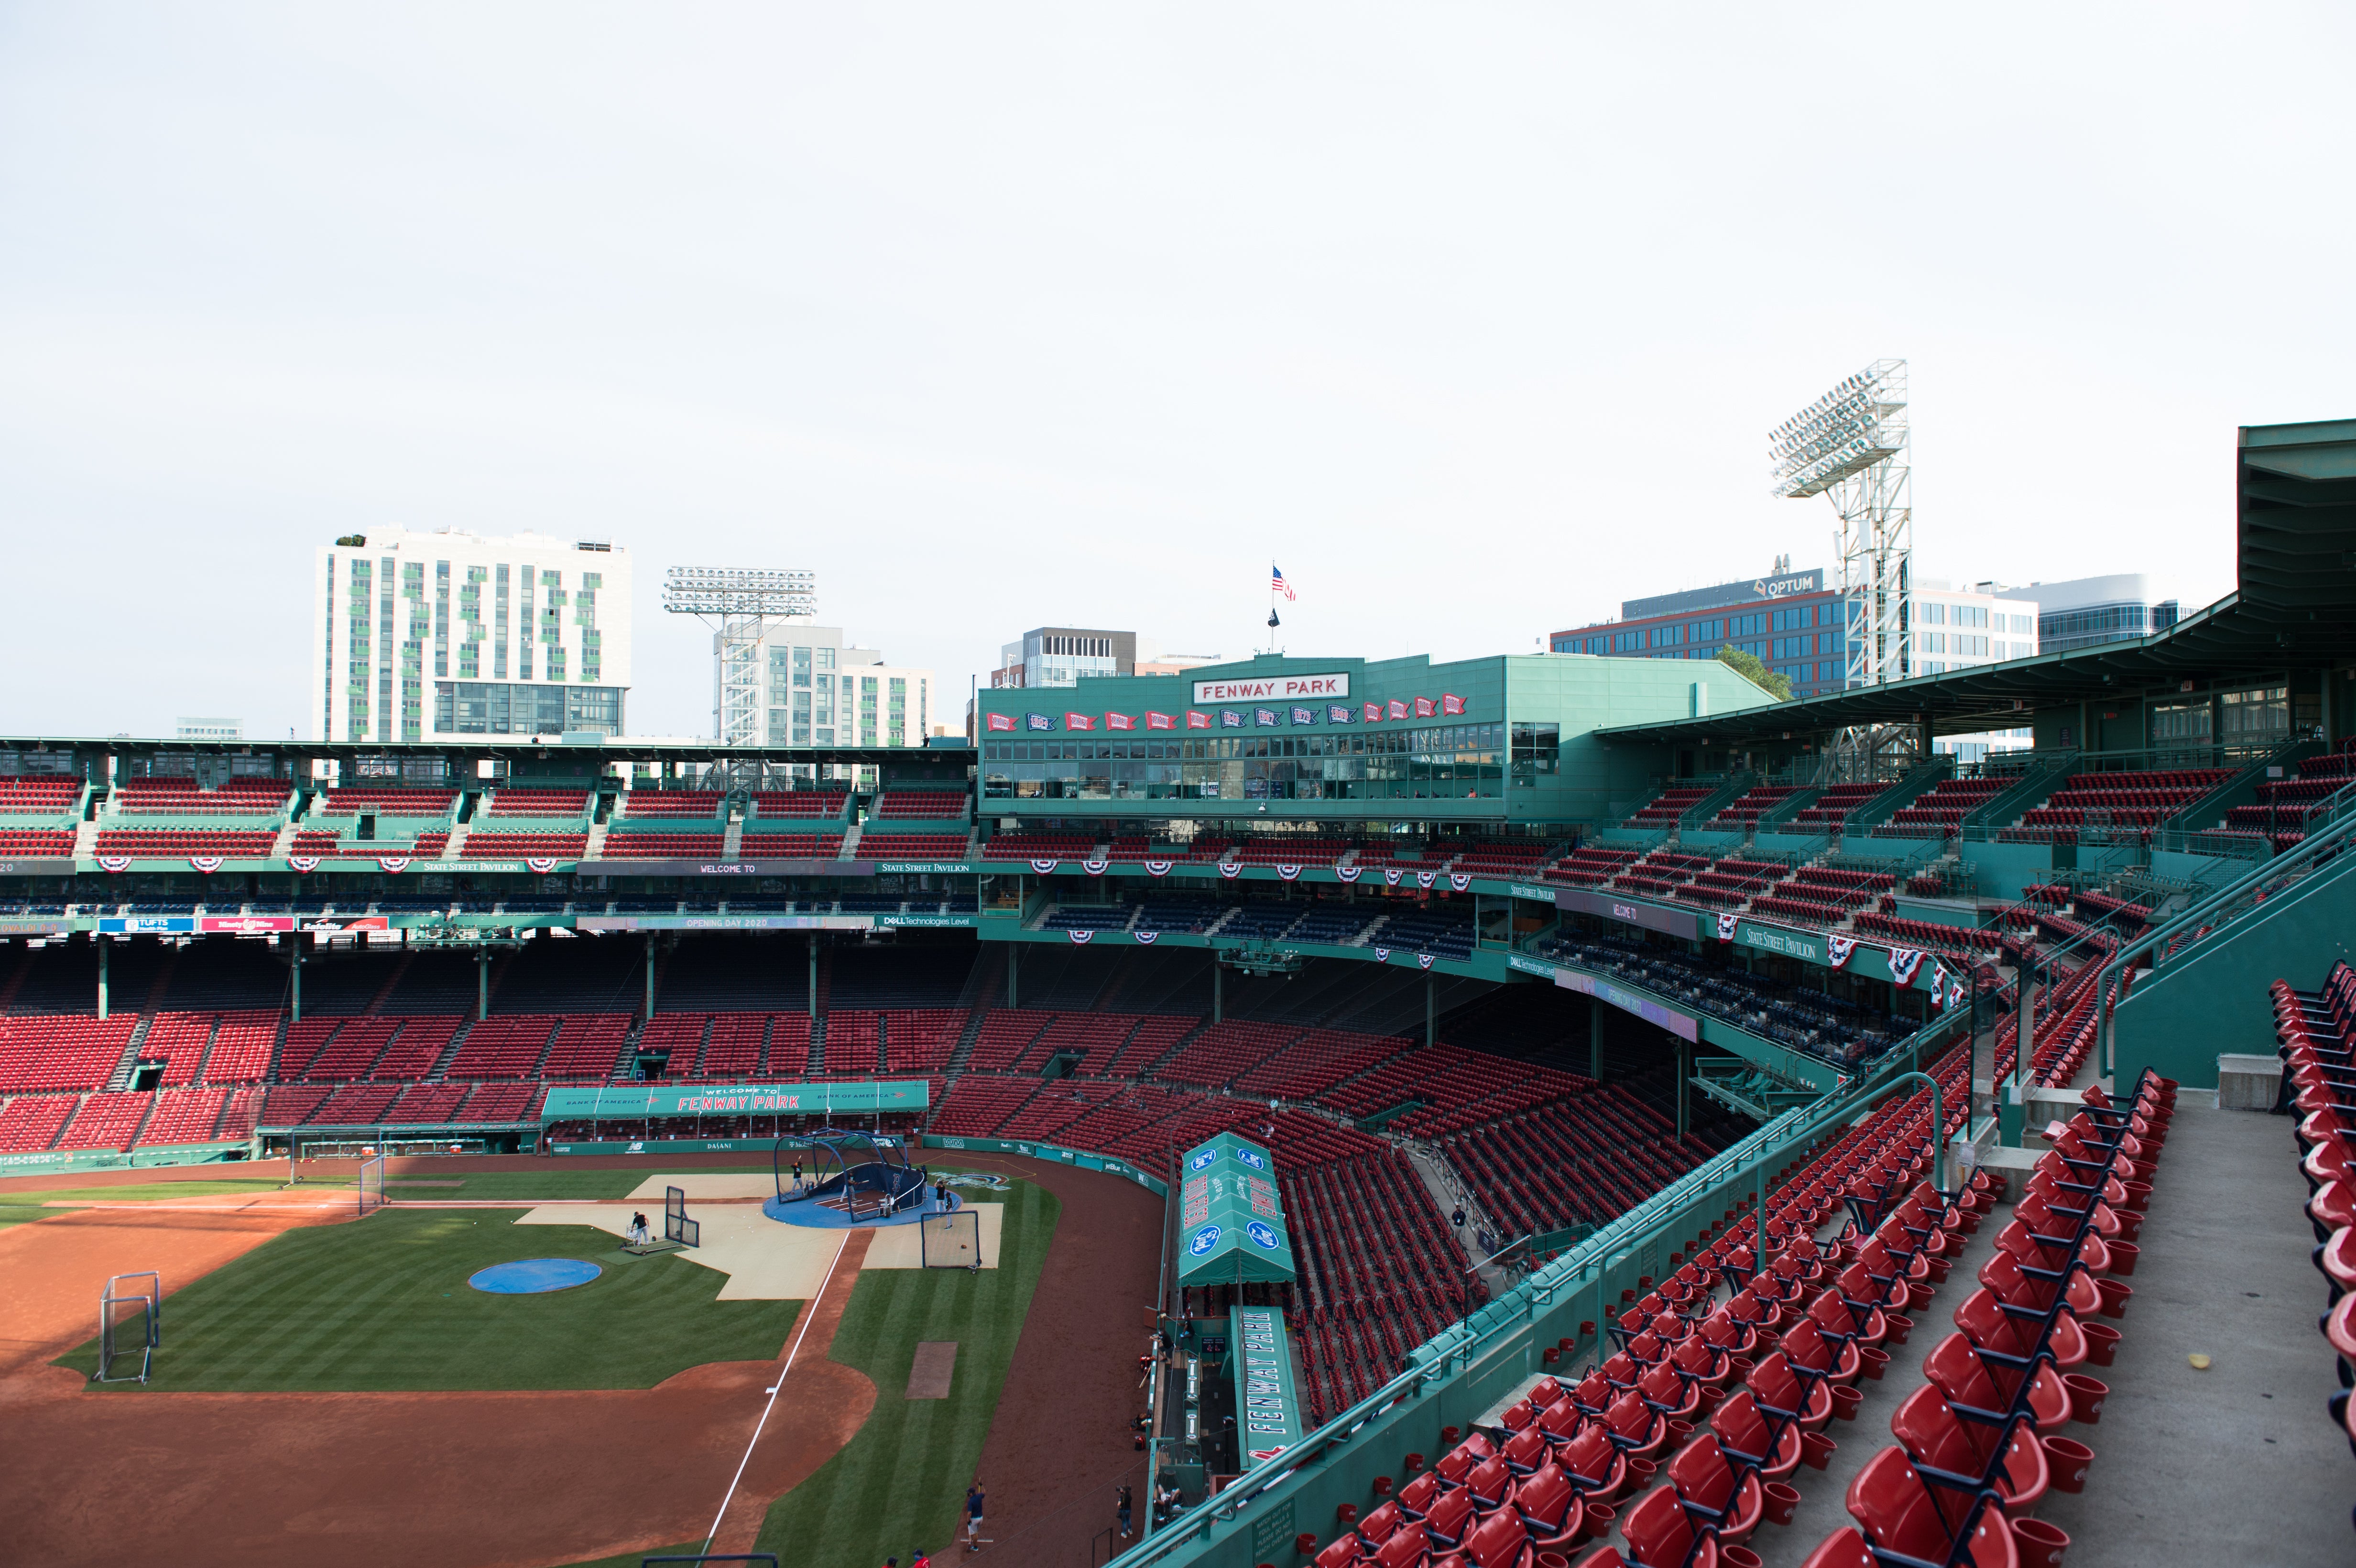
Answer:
[
  {"xmin": 97, "ymin": 855, "xmax": 130, "ymax": 872},
  {"xmin": 1219, "ymin": 860, "xmax": 1243, "ymax": 879},
  {"xmin": 1383, "ymin": 868, "xmax": 1403, "ymax": 886},
  {"xmin": 377, "ymin": 857, "xmax": 411, "ymax": 874},
  {"xmin": 1084, "ymin": 858, "xmax": 1109, "ymax": 875},
  {"xmin": 1417, "ymin": 953, "xmax": 1435, "ymax": 969},
  {"xmin": 1069, "ymin": 928, "xmax": 1094, "ymax": 944},
  {"xmin": 1147, "ymin": 712, "xmax": 1175, "ymax": 730},
  {"xmin": 987, "ymin": 713, "xmax": 1015, "ymax": 731},
  {"xmin": 1145, "ymin": 860, "xmax": 1173, "ymax": 876},
  {"xmin": 527, "ymin": 857, "xmax": 557, "ymax": 873},
  {"xmin": 1949, "ymin": 978, "xmax": 1966, "ymax": 1009},
  {"xmin": 1029, "ymin": 859, "xmax": 1059, "ymax": 874},
  {"xmin": 1450, "ymin": 873, "xmax": 1471, "ymax": 892},
  {"xmin": 1277, "ymin": 865, "xmax": 1301, "ymax": 880},
  {"xmin": 1440, "ymin": 694, "xmax": 1465, "ymax": 716},
  {"xmin": 190, "ymin": 855, "xmax": 222, "ymax": 873},
  {"xmin": 1335, "ymin": 865, "xmax": 1363, "ymax": 883},
  {"xmin": 1827, "ymin": 933, "xmax": 1857, "ymax": 969},
  {"xmin": 1887, "ymin": 947, "xmax": 1925, "ymax": 986},
  {"xmin": 1416, "ymin": 871, "xmax": 1436, "ymax": 889},
  {"xmin": 1931, "ymin": 961, "xmax": 1950, "ymax": 1008},
  {"xmin": 1136, "ymin": 929, "xmax": 1159, "ymax": 945},
  {"xmin": 1374, "ymin": 946, "xmax": 1392, "ymax": 962},
  {"xmin": 288, "ymin": 855, "xmax": 319, "ymax": 873},
  {"xmin": 1716, "ymin": 913, "xmax": 1737, "ymax": 942}
]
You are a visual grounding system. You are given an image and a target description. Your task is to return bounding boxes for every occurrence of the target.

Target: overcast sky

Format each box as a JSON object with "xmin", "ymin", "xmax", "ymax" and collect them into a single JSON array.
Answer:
[{"xmin": 3, "ymin": 5, "xmax": 2351, "ymax": 741}]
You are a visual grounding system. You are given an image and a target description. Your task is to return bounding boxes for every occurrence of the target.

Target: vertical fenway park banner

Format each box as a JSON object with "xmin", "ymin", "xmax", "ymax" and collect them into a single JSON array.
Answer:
[{"xmin": 1231, "ymin": 1304, "xmax": 1303, "ymax": 1467}]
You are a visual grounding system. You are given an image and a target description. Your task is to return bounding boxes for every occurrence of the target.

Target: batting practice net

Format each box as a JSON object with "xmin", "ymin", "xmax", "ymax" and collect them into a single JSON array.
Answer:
[
  {"xmin": 98, "ymin": 1271, "xmax": 162, "ymax": 1384},
  {"xmin": 358, "ymin": 1155, "xmax": 387, "ymax": 1215},
  {"xmin": 921, "ymin": 1208, "xmax": 982, "ymax": 1269},
  {"xmin": 665, "ymin": 1185, "xmax": 699, "ymax": 1248}
]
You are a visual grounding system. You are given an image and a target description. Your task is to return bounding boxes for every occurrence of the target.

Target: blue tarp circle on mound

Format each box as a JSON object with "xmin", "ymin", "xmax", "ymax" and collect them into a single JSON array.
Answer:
[{"xmin": 469, "ymin": 1258, "xmax": 602, "ymax": 1295}]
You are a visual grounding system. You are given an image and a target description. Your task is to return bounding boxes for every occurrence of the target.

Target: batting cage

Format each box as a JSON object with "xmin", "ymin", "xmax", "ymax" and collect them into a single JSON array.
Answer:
[
  {"xmin": 98, "ymin": 1270, "xmax": 162, "ymax": 1384},
  {"xmin": 664, "ymin": 1185, "xmax": 699, "ymax": 1248},
  {"xmin": 921, "ymin": 1208, "xmax": 982, "ymax": 1270}
]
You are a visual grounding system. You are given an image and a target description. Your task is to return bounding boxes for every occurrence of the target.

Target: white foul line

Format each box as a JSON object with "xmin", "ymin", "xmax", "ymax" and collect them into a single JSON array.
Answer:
[{"xmin": 701, "ymin": 1226, "xmax": 852, "ymax": 1554}]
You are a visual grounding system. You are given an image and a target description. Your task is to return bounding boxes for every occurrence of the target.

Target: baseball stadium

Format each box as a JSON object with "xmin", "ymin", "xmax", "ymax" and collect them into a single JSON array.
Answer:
[{"xmin": 5, "ymin": 416, "xmax": 2356, "ymax": 1568}]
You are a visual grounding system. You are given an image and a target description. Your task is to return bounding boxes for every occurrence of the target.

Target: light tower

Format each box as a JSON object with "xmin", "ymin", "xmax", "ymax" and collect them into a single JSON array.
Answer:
[
  {"xmin": 1770, "ymin": 359, "xmax": 1912, "ymax": 688},
  {"xmin": 661, "ymin": 566, "xmax": 816, "ymax": 788}
]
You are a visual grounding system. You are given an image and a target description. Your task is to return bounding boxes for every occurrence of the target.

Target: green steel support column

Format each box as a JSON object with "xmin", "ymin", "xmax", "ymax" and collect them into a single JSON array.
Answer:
[
  {"xmin": 644, "ymin": 935, "xmax": 656, "ymax": 1018},
  {"xmin": 1677, "ymin": 1040, "xmax": 1689, "ymax": 1139},
  {"xmin": 1008, "ymin": 942, "xmax": 1019, "ymax": 1011},
  {"xmin": 809, "ymin": 936, "xmax": 819, "ymax": 1020},
  {"xmin": 2000, "ymin": 963, "xmax": 2033, "ymax": 1145},
  {"xmin": 1590, "ymin": 998, "xmax": 1603, "ymax": 1080},
  {"xmin": 1426, "ymin": 977, "xmax": 1435, "ymax": 1047},
  {"xmin": 97, "ymin": 937, "xmax": 109, "ymax": 1021},
  {"xmin": 1212, "ymin": 961, "xmax": 1222, "ymax": 1024},
  {"xmin": 477, "ymin": 946, "xmax": 489, "ymax": 1022},
  {"xmin": 291, "ymin": 935, "xmax": 303, "ymax": 1024}
]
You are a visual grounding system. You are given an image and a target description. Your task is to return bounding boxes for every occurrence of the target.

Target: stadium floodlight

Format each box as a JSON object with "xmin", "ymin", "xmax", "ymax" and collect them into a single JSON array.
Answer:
[
  {"xmin": 1769, "ymin": 359, "xmax": 1911, "ymax": 697},
  {"xmin": 663, "ymin": 566, "xmax": 817, "ymax": 768}
]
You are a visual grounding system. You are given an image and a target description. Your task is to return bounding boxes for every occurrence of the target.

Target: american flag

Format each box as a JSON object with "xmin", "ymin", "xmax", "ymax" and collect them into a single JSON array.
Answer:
[{"xmin": 1271, "ymin": 565, "xmax": 1296, "ymax": 600}]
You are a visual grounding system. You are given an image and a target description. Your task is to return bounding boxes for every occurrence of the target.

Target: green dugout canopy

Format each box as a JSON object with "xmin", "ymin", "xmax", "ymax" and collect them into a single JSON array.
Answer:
[
  {"xmin": 1176, "ymin": 1132, "xmax": 1297, "ymax": 1287},
  {"xmin": 540, "ymin": 1079, "xmax": 930, "ymax": 1122}
]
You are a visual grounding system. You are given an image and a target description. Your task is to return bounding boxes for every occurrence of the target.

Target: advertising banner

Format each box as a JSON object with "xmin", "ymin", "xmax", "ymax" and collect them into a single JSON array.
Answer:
[
  {"xmin": 1552, "ymin": 886, "xmax": 1702, "ymax": 941},
  {"xmin": 98, "ymin": 915, "xmax": 195, "ymax": 935},
  {"xmin": 574, "ymin": 858, "xmax": 875, "ymax": 879},
  {"xmin": 869, "ymin": 860, "xmax": 974, "ymax": 874},
  {"xmin": 200, "ymin": 915, "xmax": 295, "ymax": 935},
  {"xmin": 1551, "ymin": 966, "xmax": 1701, "ymax": 1043},
  {"xmin": 0, "ymin": 859, "xmax": 76, "ymax": 876},
  {"xmin": 576, "ymin": 914, "xmax": 878, "ymax": 933},
  {"xmin": 540, "ymin": 1078, "xmax": 931, "ymax": 1121}
]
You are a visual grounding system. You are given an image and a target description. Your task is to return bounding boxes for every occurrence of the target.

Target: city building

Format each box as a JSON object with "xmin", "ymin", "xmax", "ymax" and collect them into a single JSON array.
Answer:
[
  {"xmin": 990, "ymin": 627, "xmax": 1220, "ymax": 688},
  {"xmin": 174, "ymin": 717, "xmax": 241, "ymax": 742},
  {"xmin": 743, "ymin": 624, "xmax": 934, "ymax": 749},
  {"xmin": 1547, "ymin": 565, "xmax": 2039, "ymax": 697},
  {"xmin": 310, "ymin": 528, "xmax": 632, "ymax": 743},
  {"xmin": 2003, "ymin": 573, "xmax": 2182, "ymax": 653}
]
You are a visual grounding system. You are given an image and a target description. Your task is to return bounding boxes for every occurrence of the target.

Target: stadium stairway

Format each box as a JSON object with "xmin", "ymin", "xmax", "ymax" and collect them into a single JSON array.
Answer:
[
  {"xmin": 582, "ymin": 819, "xmax": 610, "ymax": 859},
  {"xmin": 101, "ymin": 1016, "xmax": 155, "ymax": 1091},
  {"xmin": 721, "ymin": 813, "xmax": 744, "ymax": 857}
]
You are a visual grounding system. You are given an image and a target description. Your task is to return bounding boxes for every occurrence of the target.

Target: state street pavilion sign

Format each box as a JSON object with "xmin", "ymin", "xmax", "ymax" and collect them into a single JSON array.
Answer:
[
  {"xmin": 541, "ymin": 1079, "xmax": 931, "ymax": 1122},
  {"xmin": 1176, "ymin": 1132, "xmax": 1298, "ymax": 1287}
]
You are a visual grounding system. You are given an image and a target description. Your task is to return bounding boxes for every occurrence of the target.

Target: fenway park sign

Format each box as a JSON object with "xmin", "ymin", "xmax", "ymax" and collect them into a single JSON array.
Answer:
[{"xmin": 1192, "ymin": 672, "xmax": 1350, "ymax": 704}]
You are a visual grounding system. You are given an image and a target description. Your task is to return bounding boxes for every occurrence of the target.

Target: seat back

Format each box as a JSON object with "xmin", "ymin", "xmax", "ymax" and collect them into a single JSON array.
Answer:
[
  {"xmin": 1780, "ymin": 1318, "xmax": 1836, "ymax": 1376},
  {"xmin": 1747, "ymin": 1351, "xmax": 1806, "ymax": 1412},
  {"xmin": 1953, "ymin": 1288, "xmax": 2033, "ymax": 1361},
  {"xmin": 1638, "ymin": 1360, "xmax": 1685, "ymax": 1406},
  {"xmin": 1355, "ymin": 1499, "xmax": 1405, "ymax": 1546},
  {"xmin": 1846, "ymin": 1442, "xmax": 1961, "ymax": 1560},
  {"xmin": 1372, "ymin": 1521, "xmax": 1429, "ymax": 1568},
  {"xmin": 1559, "ymin": 1423, "xmax": 1618, "ymax": 1489},
  {"xmin": 1460, "ymin": 1506, "xmax": 1529, "ymax": 1568},
  {"xmin": 1619, "ymin": 1483, "xmax": 1705, "ymax": 1567},
  {"xmin": 1538, "ymin": 1398, "xmax": 1583, "ymax": 1441},
  {"xmin": 1605, "ymin": 1389, "xmax": 1657, "ymax": 1443},
  {"xmin": 1398, "ymin": 1471, "xmax": 1441, "ymax": 1514},
  {"xmin": 1710, "ymin": 1388, "xmax": 1773, "ymax": 1460},
  {"xmin": 1890, "ymin": 1382, "xmax": 1995, "ymax": 1480},
  {"xmin": 1424, "ymin": 1484, "xmax": 1475, "ymax": 1540},
  {"xmin": 1502, "ymin": 1426, "xmax": 1549, "ymax": 1472},
  {"xmin": 1517, "ymin": 1461, "xmax": 1574, "ymax": 1528},
  {"xmin": 1667, "ymin": 1433, "xmax": 1736, "ymax": 1513},
  {"xmin": 1465, "ymin": 1454, "xmax": 1512, "ymax": 1504},
  {"xmin": 1922, "ymin": 1331, "xmax": 2005, "ymax": 1415}
]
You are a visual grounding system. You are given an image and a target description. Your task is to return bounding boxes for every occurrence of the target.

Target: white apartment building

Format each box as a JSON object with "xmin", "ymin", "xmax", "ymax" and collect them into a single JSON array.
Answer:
[
  {"xmin": 311, "ymin": 528, "xmax": 632, "ymax": 743},
  {"xmin": 1909, "ymin": 579, "xmax": 2042, "ymax": 764},
  {"xmin": 742, "ymin": 624, "xmax": 933, "ymax": 749}
]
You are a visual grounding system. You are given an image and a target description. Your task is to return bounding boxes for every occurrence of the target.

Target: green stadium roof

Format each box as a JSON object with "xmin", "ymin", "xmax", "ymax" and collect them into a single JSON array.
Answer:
[{"xmin": 1597, "ymin": 417, "xmax": 2356, "ymax": 746}]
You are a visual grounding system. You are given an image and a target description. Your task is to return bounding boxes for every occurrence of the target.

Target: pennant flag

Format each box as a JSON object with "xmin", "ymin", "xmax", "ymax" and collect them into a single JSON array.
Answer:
[
  {"xmin": 1146, "ymin": 711, "xmax": 1174, "ymax": 730},
  {"xmin": 1106, "ymin": 712, "xmax": 1135, "ymax": 731},
  {"xmin": 1187, "ymin": 710, "xmax": 1211, "ymax": 729},
  {"xmin": 1329, "ymin": 705, "xmax": 1353, "ymax": 724},
  {"xmin": 1254, "ymin": 708, "xmax": 1278, "ymax": 727},
  {"xmin": 1413, "ymin": 696, "xmax": 1436, "ymax": 719},
  {"xmin": 1221, "ymin": 710, "xmax": 1244, "ymax": 728},
  {"xmin": 1827, "ymin": 933, "xmax": 1857, "ymax": 969},
  {"xmin": 1450, "ymin": 873, "xmax": 1471, "ymax": 891},
  {"xmin": 1440, "ymin": 693, "xmax": 1465, "ymax": 716},
  {"xmin": 1363, "ymin": 702, "xmax": 1383, "ymax": 722},
  {"xmin": 1145, "ymin": 860, "xmax": 1173, "ymax": 876},
  {"xmin": 287, "ymin": 855, "xmax": 319, "ymax": 873},
  {"xmin": 1277, "ymin": 865, "xmax": 1301, "ymax": 880},
  {"xmin": 1716, "ymin": 912, "xmax": 1737, "ymax": 942},
  {"xmin": 1065, "ymin": 712, "xmax": 1095, "ymax": 731},
  {"xmin": 1335, "ymin": 864, "xmax": 1363, "ymax": 883},
  {"xmin": 986, "ymin": 712, "xmax": 1015, "ymax": 731},
  {"xmin": 189, "ymin": 855, "xmax": 223, "ymax": 873},
  {"xmin": 1290, "ymin": 706, "xmax": 1315, "ymax": 725},
  {"xmin": 98, "ymin": 855, "xmax": 131, "ymax": 872},
  {"xmin": 1084, "ymin": 858, "xmax": 1109, "ymax": 875},
  {"xmin": 527, "ymin": 857, "xmax": 557, "ymax": 873},
  {"xmin": 1069, "ymin": 928, "xmax": 1094, "ymax": 944},
  {"xmin": 1029, "ymin": 859, "xmax": 1059, "ymax": 874},
  {"xmin": 1136, "ymin": 929, "xmax": 1159, "ymax": 945},
  {"xmin": 1387, "ymin": 700, "xmax": 1409, "ymax": 720},
  {"xmin": 377, "ymin": 856, "xmax": 411, "ymax": 874},
  {"xmin": 1026, "ymin": 712, "xmax": 1053, "ymax": 731}
]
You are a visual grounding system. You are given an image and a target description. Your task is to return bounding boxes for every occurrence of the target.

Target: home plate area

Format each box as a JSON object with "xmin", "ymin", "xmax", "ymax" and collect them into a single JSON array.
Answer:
[{"xmin": 512, "ymin": 1174, "xmax": 1002, "ymax": 1299}]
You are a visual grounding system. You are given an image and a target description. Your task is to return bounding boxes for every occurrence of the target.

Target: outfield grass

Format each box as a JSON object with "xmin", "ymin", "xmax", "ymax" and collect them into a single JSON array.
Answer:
[
  {"xmin": 0, "ymin": 1179, "xmax": 290, "ymax": 1227},
  {"xmin": 748, "ymin": 1173, "xmax": 1058, "ymax": 1568},
  {"xmin": 54, "ymin": 1208, "xmax": 801, "ymax": 1391}
]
